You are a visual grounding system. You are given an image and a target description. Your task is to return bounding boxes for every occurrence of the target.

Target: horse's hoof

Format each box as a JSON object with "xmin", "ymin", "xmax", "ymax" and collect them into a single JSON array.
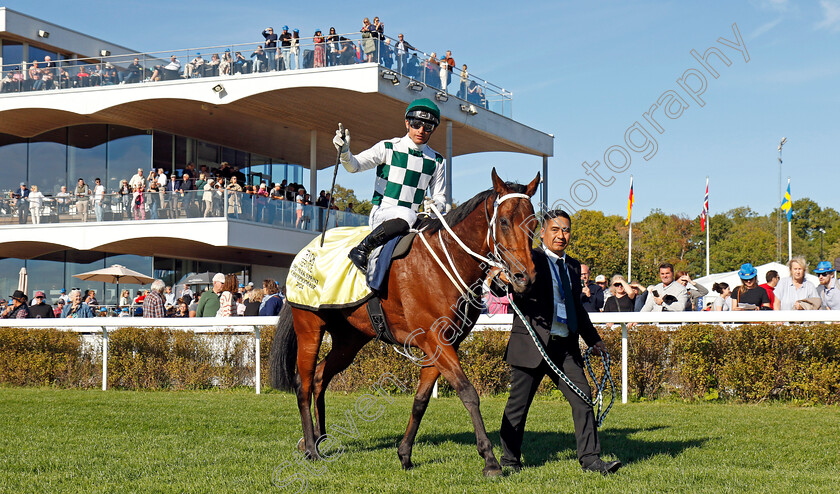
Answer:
[
  {"xmin": 483, "ymin": 466, "xmax": 503, "ymax": 478},
  {"xmin": 401, "ymin": 459, "xmax": 414, "ymax": 470}
]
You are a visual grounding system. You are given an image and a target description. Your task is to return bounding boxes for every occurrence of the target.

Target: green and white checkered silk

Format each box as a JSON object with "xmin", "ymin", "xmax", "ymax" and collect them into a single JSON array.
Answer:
[{"xmin": 371, "ymin": 141, "xmax": 443, "ymax": 211}]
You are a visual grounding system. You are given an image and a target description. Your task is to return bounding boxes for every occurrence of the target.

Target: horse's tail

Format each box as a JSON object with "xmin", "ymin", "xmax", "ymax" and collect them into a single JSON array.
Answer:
[{"xmin": 269, "ymin": 302, "xmax": 297, "ymax": 392}]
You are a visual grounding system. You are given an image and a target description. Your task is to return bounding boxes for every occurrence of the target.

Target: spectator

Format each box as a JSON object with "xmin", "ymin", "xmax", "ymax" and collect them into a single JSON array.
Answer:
[
  {"xmin": 712, "ymin": 282, "xmax": 731, "ymax": 311},
  {"xmin": 142, "ymin": 279, "xmax": 166, "ymax": 318},
  {"xmin": 759, "ymin": 270, "xmax": 780, "ymax": 308},
  {"xmin": 594, "ymin": 275, "xmax": 608, "ymax": 293},
  {"xmin": 1, "ymin": 290, "xmax": 29, "ymax": 319},
  {"xmin": 133, "ymin": 290, "xmax": 146, "ymax": 305},
  {"xmin": 93, "ymin": 178, "xmax": 106, "ymax": 221},
  {"xmin": 641, "ymin": 263, "xmax": 688, "ymax": 312},
  {"xmin": 361, "ymin": 18, "xmax": 377, "ymax": 62},
  {"xmin": 603, "ymin": 276, "xmax": 635, "ymax": 312},
  {"xmin": 676, "ymin": 271, "xmax": 709, "ymax": 311},
  {"xmin": 290, "ymin": 30, "xmax": 301, "ymax": 70},
  {"xmin": 164, "ymin": 285, "xmax": 176, "ymax": 307},
  {"xmin": 326, "ymin": 27, "xmax": 340, "ymax": 66},
  {"xmin": 314, "ymin": 30, "xmax": 326, "ymax": 68},
  {"xmin": 731, "ymin": 263, "xmax": 771, "ymax": 310},
  {"xmin": 773, "ymin": 257, "xmax": 818, "ymax": 310},
  {"xmin": 129, "ymin": 167, "xmax": 146, "ymax": 191},
  {"xmin": 197, "ymin": 273, "xmax": 225, "ymax": 317},
  {"xmin": 259, "ymin": 279, "xmax": 284, "ymax": 316},
  {"xmin": 182, "ymin": 283, "xmax": 194, "ymax": 300},
  {"xmin": 146, "ymin": 170, "xmax": 160, "ymax": 219},
  {"xmin": 55, "ymin": 185, "xmax": 71, "ymax": 214},
  {"xmin": 295, "ymin": 187, "xmax": 306, "ymax": 228},
  {"xmin": 220, "ymin": 49, "xmax": 233, "ymax": 75},
  {"xmin": 119, "ymin": 289, "xmax": 130, "ymax": 307},
  {"xmin": 163, "ymin": 55, "xmax": 181, "ymax": 79},
  {"xmin": 132, "ymin": 184, "xmax": 145, "ymax": 220},
  {"xmin": 233, "ymin": 51, "xmax": 249, "ymax": 74},
  {"xmin": 61, "ymin": 289, "xmax": 94, "ymax": 318},
  {"xmin": 250, "ymin": 46, "xmax": 268, "ymax": 73},
  {"xmin": 814, "ymin": 260, "xmax": 840, "ymax": 310},
  {"xmin": 13, "ymin": 182, "xmax": 29, "ymax": 224},
  {"xmin": 120, "ymin": 58, "xmax": 143, "ymax": 84},
  {"xmin": 203, "ymin": 178, "xmax": 216, "ymax": 217},
  {"xmin": 188, "ymin": 291, "xmax": 200, "ymax": 317},
  {"xmin": 262, "ymin": 27, "xmax": 278, "ymax": 67},
  {"xmin": 85, "ymin": 289, "xmax": 99, "ymax": 307},
  {"xmin": 172, "ymin": 297, "xmax": 189, "ymax": 318},
  {"xmin": 75, "ymin": 178, "xmax": 91, "ymax": 221},
  {"xmin": 279, "ymin": 26, "xmax": 293, "ymax": 71},
  {"xmin": 458, "ymin": 64, "xmax": 469, "ymax": 99},
  {"xmin": 579, "ymin": 264, "xmax": 604, "ymax": 313},
  {"xmin": 394, "ymin": 33, "xmax": 415, "ymax": 74},
  {"xmin": 244, "ymin": 289, "xmax": 262, "ymax": 316},
  {"xmin": 338, "ymin": 37, "xmax": 357, "ymax": 66},
  {"xmin": 629, "ymin": 281, "xmax": 647, "ymax": 312},
  {"xmin": 117, "ymin": 180, "xmax": 131, "ymax": 219},
  {"xmin": 53, "ymin": 299, "xmax": 65, "ymax": 317},
  {"xmin": 28, "ymin": 291, "xmax": 55, "ymax": 318},
  {"xmin": 185, "ymin": 53, "xmax": 205, "ymax": 78},
  {"xmin": 58, "ymin": 288, "xmax": 69, "ymax": 305},
  {"xmin": 442, "ymin": 50, "xmax": 455, "ymax": 92},
  {"xmin": 426, "ymin": 52, "xmax": 439, "ymax": 89},
  {"xmin": 484, "ymin": 292, "xmax": 511, "ymax": 315},
  {"xmin": 28, "ymin": 185, "xmax": 45, "ymax": 224},
  {"xmin": 226, "ymin": 176, "xmax": 243, "ymax": 217},
  {"xmin": 216, "ymin": 274, "xmax": 238, "ymax": 317}
]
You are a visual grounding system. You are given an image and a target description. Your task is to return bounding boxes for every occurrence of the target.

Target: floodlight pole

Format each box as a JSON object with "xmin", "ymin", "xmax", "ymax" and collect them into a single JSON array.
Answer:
[{"xmin": 777, "ymin": 137, "xmax": 787, "ymax": 262}]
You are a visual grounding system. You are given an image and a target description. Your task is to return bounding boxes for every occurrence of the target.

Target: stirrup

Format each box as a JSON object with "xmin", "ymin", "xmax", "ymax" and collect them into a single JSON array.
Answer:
[{"xmin": 348, "ymin": 246, "xmax": 368, "ymax": 274}]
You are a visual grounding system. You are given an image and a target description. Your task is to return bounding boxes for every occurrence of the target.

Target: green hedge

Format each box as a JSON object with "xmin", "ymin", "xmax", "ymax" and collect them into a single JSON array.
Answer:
[{"xmin": 2, "ymin": 324, "xmax": 839, "ymax": 404}]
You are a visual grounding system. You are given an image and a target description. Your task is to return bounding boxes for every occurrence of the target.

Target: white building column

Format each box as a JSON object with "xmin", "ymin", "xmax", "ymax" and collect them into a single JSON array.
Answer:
[
  {"xmin": 445, "ymin": 120, "xmax": 453, "ymax": 207},
  {"xmin": 309, "ymin": 130, "xmax": 317, "ymax": 196}
]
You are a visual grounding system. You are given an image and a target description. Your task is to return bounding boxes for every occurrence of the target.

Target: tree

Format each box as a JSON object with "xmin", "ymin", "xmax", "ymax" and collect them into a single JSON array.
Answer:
[
  {"xmin": 332, "ymin": 183, "xmax": 372, "ymax": 216},
  {"xmin": 566, "ymin": 210, "xmax": 626, "ymax": 280}
]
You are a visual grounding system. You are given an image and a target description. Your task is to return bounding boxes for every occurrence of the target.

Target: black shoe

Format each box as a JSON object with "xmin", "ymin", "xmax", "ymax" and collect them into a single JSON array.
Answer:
[
  {"xmin": 581, "ymin": 458, "xmax": 622, "ymax": 475},
  {"xmin": 348, "ymin": 245, "xmax": 369, "ymax": 274}
]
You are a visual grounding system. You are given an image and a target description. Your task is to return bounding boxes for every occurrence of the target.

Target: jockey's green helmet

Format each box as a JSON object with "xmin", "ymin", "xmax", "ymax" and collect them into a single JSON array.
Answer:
[{"xmin": 405, "ymin": 98, "xmax": 440, "ymax": 126}]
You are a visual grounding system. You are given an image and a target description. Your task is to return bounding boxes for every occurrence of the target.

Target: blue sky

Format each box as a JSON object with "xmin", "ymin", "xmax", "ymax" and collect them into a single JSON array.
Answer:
[{"xmin": 5, "ymin": 0, "xmax": 839, "ymax": 219}]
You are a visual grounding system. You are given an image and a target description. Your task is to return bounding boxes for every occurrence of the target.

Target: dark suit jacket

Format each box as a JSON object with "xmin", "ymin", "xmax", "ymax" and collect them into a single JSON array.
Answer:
[{"xmin": 498, "ymin": 249, "xmax": 602, "ymax": 369}]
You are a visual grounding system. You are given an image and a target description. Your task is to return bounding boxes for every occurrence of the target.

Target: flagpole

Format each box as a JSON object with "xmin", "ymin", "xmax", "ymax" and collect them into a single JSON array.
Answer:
[
  {"xmin": 705, "ymin": 177, "xmax": 710, "ymax": 277},
  {"xmin": 787, "ymin": 177, "xmax": 792, "ymax": 262},
  {"xmin": 627, "ymin": 175, "xmax": 633, "ymax": 281}
]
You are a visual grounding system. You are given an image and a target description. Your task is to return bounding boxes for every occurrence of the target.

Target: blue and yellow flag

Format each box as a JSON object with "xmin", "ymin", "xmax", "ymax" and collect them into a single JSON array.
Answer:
[{"xmin": 781, "ymin": 182, "xmax": 792, "ymax": 221}]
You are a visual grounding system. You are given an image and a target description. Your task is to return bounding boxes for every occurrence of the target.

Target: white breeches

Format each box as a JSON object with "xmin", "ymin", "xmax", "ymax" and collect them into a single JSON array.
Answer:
[{"xmin": 369, "ymin": 205, "xmax": 417, "ymax": 230}]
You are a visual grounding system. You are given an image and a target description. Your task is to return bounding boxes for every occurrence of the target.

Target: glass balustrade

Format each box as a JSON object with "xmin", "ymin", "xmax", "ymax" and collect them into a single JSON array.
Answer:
[
  {"xmin": 0, "ymin": 33, "xmax": 512, "ymax": 117},
  {"xmin": 0, "ymin": 188, "xmax": 368, "ymax": 231}
]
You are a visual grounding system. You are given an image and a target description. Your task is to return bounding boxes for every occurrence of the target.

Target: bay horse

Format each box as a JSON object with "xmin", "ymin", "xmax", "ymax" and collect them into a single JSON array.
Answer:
[{"xmin": 270, "ymin": 169, "xmax": 540, "ymax": 477}]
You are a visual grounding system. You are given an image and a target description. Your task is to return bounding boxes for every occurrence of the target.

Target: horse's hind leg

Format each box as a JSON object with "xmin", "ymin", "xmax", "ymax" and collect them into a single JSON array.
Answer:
[
  {"xmin": 397, "ymin": 365, "xmax": 440, "ymax": 470},
  {"xmin": 312, "ymin": 328, "xmax": 371, "ymax": 437},
  {"xmin": 293, "ymin": 310, "xmax": 326, "ymax": 460}
]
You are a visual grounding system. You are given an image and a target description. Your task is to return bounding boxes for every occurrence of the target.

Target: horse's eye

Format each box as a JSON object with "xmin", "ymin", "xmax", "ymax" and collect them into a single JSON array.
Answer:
[{"xmin": 500, "ymin": 217, "xmax": 510, "ymax": 229}]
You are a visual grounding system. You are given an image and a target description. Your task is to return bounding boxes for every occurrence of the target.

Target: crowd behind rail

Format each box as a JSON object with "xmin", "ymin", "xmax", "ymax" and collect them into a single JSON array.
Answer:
[
  {"xmin": 3, "ymin": 161, "xmax": 364, "ymax": 230},
  {"xmin": 1, "ymin": 16, "xmax": 495, "ymax": 110},
  {"xmin": 1, "ymin": 273, "xmax": 286, "ymax": 319},
  {"xmin": 484, "ymin": 258, "xmax": 840, "ymax": 316}
]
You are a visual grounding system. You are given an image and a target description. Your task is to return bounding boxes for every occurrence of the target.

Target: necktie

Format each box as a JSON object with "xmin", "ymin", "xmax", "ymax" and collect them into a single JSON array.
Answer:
[{"xmin": 556, "ymin": 258, "xmax": 578, "ymax": 334}]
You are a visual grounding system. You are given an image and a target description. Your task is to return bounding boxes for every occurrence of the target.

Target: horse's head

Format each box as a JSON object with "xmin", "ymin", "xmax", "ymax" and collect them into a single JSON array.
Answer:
[{"xmin": 489, "ymin": 168, "xmax": 540, "ymax": 294}]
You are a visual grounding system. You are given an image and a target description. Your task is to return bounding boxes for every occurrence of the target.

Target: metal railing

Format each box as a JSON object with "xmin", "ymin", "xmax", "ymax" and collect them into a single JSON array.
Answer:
[
  {"xmin": 0, "ymin": 316, "xmax": 279, "ymax": 393},
  {"xmin": 0, "ymin": 189, "xmax": 367, "ymax": 232},
  {"xmin": 0, "ymin": 33, "xmax": 513, "ymax": 117}
]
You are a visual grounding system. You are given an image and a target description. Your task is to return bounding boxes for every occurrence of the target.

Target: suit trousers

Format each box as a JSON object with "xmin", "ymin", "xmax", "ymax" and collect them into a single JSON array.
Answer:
[{"xmin": 500, "ymin": 337, "xmax": 600, "ymax": 466}]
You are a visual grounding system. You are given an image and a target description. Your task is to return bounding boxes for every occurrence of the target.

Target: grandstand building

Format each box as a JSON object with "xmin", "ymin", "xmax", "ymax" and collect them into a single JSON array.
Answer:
[{"xmin": 0, "ymin": 7, "xmax": 553, "ymax": 304}]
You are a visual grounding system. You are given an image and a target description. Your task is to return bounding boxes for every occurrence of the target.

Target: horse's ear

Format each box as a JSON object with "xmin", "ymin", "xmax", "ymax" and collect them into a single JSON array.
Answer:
[
  {"xmin": 525, "ymin": 172, "xmax": 540, "ymax": 197},
  {"xmin": 491, "ymin": 168, "xmax": 510, "ymax": 195}
]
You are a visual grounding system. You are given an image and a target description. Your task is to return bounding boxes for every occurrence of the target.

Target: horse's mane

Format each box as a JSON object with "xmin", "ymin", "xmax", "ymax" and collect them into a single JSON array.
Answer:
[{"xmin": 422, "ymin": 182, "xmax": 528, "ymax": 234}]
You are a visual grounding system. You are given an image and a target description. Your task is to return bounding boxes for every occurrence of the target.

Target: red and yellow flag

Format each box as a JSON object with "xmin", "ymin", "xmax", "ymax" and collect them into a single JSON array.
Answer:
[{"xmin": 625, "ymin": 177, "xmax": 634, "ymax": 226}]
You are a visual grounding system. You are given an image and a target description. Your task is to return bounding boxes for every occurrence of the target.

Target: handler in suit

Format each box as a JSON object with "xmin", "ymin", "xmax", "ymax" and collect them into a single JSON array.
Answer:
[{"xmin": 495, "ymin": 209, "xmax": 621, "ymax": 474}]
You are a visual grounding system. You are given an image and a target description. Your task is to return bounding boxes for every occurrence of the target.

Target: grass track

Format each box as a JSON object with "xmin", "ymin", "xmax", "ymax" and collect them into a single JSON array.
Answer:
[{"xmin": 1, "ymin": 388, "xmax": 838, "ymax": 493}]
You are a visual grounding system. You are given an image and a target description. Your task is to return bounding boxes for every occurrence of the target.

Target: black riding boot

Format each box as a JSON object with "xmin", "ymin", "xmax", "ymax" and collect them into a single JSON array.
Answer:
[{"xmin": 349, "ymin": 218, "xmax": 410, "ymax": 273}]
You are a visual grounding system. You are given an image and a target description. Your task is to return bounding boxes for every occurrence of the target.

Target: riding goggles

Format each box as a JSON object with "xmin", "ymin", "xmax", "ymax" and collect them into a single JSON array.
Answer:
[{"xmin": 408, "ymin": 118, "xmax": 437, "ymax": 132}]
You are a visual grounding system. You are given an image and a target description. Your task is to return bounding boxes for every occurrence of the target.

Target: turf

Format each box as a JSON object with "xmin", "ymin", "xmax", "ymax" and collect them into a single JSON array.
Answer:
[{"xmin": 0, "ymin": 388, "xmax": 838, "ymax": 493}]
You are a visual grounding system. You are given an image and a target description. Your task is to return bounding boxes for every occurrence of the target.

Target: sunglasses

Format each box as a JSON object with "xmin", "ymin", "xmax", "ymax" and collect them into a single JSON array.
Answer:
[
  {"xmin": 613, "ymin": 283, "xmax": 622, "ymax": 287},
  {"xmin": 818, "ymin": 272, "xmax": 834, "ymax": 277},
  {"xmin": 408, "ymin": 119, "xmax": 436, "ymax": 132}
]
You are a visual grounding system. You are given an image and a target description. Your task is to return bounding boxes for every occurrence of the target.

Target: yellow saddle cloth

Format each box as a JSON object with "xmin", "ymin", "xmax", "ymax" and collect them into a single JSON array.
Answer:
[{"xmin": 286, "ymin": 226, "xmax": 373, "ymax": 310}]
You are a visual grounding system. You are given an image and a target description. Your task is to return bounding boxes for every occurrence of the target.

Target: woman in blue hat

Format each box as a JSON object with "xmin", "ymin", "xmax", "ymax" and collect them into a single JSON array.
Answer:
[
  {"xmin": 731, "ymin": 263, "xmax": 771, "ymax": 310},
  {"xmin": 333, "ymin": 98, "xmax": 446, "ymax": 273}
]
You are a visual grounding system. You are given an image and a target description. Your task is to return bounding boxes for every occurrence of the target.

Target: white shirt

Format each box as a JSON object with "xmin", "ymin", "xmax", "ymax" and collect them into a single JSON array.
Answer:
[
  {"xmin": 774, "ymin": 277, "xmax": 818, "ymax": 310},
  {"xmin": 157, "ymin": 174, "xmax": 167, "ymax": 187},
  {"xmin": 542, "ymin": 247, "xmax": 570, "ymax": 337},
  {"xmin": 94, "ymin": 184, "xmax": 105, "ymax": 202}
]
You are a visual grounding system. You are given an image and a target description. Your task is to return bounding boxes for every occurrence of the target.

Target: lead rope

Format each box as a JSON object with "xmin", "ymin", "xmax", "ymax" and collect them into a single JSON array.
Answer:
[{"xmin": 507, "ymin": 298, "xmax": 616, "ymax": 427}]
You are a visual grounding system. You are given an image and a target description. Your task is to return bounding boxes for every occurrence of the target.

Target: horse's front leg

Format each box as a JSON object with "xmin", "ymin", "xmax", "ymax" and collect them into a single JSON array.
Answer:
[
  {"xmin": 398, "ymin": 365, "xmax": 441, "ymax": 469},
  {"xmin": 427, "ymin": 344, "xmax": 502, "ymax": 477}
]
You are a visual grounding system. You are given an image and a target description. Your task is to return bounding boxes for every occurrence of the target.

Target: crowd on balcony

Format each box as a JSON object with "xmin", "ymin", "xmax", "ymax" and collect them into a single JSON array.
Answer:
[
  {"xmin": 2, "ymin": 160, "xmax": 353, "ymax": 228},
  {"xmin": 0, "ymin": 16, "xmax": 490, "ymax": 108}
]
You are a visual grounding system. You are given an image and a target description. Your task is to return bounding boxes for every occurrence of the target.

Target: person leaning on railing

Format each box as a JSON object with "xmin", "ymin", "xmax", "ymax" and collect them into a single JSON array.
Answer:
[
  {"xmin": 61, "ymin": 289, "xmax": 94, "ymax": 318},
  {"xmin": 1, "ymin": 290, "xmax": 29, "ymax": 319}
]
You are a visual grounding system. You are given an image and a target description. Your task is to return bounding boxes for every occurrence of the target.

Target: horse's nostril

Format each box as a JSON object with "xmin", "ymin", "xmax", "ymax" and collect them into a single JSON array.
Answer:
[{"xmin": 513, "ymin": 273, "xmax": 526, "ymax": 283}]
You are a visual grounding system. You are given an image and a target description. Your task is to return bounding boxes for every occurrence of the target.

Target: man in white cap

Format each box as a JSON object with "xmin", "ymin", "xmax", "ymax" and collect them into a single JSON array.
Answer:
[
  {"xmin": 197, "ymin": 273, "xmax": 225, "ymax": 317},
  {"xmin": 333, "ymin": 98, "xmax": 446, "ymax": 273}
]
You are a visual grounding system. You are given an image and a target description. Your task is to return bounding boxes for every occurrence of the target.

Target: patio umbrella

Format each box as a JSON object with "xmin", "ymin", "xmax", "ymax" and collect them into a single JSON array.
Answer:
[
  {"xmin": 73, "ymin": 264, "xmax": 155, "ymax": 303},
  {"xmin": 181, "ymin": 271, "xmax": 215, "ymax": 285},
  {"xmin": 17, "ymin": 267, "xmax": 28, "ymax": 295}
]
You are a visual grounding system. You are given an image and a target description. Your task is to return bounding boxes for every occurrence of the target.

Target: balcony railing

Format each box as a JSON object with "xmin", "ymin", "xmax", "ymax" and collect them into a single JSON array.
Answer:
[
  {"xmin": 0, "ymin": 189, "xmax": 368, "ymax": 232},
  {"xmin": 0, "ymin": 32, "xmax": 513, "ymax": 117}
]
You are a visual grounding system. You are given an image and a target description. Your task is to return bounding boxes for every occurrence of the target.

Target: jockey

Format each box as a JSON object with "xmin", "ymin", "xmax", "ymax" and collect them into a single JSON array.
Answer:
[{"xmin": 333, "ymin": 98, "xmax": 446, "ymax": 273}]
